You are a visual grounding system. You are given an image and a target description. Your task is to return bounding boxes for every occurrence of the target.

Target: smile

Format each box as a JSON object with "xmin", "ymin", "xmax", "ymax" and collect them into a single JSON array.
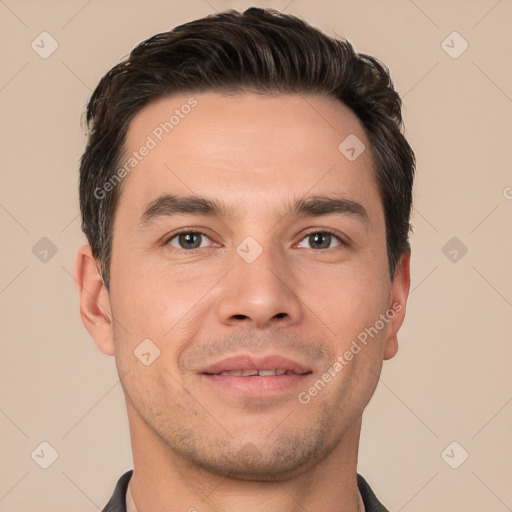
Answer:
[
  {"xmin": 198, "ymin": 354, "xmax": 313, "ymax": 396},
  {"xmin": 208, "ymin": 369, "xmax": 304, "ymax": 376}
]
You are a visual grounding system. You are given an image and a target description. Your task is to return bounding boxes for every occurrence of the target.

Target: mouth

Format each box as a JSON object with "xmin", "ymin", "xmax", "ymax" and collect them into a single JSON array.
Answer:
[
  {"xmin": 199, "ymin": 354, "xmax": 313, "ymax": 396},
  {"xmin": 205, "ymin": 369, "xmax": 303, "ymax": 376}
]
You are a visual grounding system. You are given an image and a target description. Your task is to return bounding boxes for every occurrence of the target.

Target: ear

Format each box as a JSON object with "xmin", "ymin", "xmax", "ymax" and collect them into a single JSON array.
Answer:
[
  {"xmin": 383, "ymin": 250, "xmax": 411, "ymax": 360},
  {"xmin": 74, "ymin": 244, "xmax": 115, "ymax": 356}
]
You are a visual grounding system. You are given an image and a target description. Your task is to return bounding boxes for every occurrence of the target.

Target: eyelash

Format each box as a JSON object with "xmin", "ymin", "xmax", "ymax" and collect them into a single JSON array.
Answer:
[
  {"xmin": 298, "ymin": 229, "xmax": 345, "ymax": 249},
  {"xmin": 164, "ymin": 228, "xmax": 346, "ymax": 252},
  {"xmin": 164, "ymin": 228, "xmax": 214, "ymax": 252}
]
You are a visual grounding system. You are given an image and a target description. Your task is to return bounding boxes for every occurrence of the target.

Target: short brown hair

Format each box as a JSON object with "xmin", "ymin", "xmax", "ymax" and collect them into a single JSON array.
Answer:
[{"xmin": 79, "ymin": 7, "xmax": 415, "ymax": 290}]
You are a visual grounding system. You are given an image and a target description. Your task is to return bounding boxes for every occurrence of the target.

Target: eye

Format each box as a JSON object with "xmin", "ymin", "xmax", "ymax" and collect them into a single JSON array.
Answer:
[
  {"xmin": 167, "ymin": 231, "xmax": 212, "ymax": 250},
  {"xmin": 297, "ymin": 231, "xmax": 343, "ymax": 250}
]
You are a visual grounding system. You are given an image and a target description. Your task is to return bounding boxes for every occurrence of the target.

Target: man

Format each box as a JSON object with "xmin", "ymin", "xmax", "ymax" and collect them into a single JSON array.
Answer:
[{"xmin": 75, "ymin": 7, "xmax": 414, "ymax": 511}]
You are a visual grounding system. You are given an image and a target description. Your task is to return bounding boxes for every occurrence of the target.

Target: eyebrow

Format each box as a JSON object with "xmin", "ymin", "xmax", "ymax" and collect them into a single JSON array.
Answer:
[{"xmin": 138, "ymin": 193, "xmax": 370, "ymax": 228}]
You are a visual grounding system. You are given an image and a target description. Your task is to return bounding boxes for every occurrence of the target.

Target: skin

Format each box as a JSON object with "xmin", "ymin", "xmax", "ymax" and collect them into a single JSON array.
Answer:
[{"xmin": 75, "ymin": 92, "xmax": 410, "ymax": 512}]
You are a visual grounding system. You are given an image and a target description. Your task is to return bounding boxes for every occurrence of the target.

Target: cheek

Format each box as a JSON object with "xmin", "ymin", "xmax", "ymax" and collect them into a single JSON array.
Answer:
[
  {"xmin": 109, "ymin": 256, "xmax": 220, "ymax": 364},
  {"xmin": 110, "ymin": 250, "xmax": 173, "ymax": 327},
  {"xmin": 300, "ymin": 262, "xmax": 388, "ymax": 340}
]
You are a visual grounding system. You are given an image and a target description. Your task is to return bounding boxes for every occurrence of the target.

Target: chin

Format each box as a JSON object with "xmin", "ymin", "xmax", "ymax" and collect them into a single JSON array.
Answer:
[{"xmin": 181, "ymin": 432, "xmax": 330, "ymax": 482}]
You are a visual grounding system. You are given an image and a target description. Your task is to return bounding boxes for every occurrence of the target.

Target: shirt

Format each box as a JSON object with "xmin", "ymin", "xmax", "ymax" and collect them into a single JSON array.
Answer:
[{"xmin": 103, "ymin": 470, "xmax": 389, "ymax": 512}]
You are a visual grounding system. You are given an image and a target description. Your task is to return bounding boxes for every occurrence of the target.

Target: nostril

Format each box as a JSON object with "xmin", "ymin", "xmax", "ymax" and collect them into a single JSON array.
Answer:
[
  {"xmin": 233, "ymin": 314, "xmax": 248, "ymax": 320},
  {"xmin": 274, "ymin": 313, "xmax": 287, "ymax": 319}
]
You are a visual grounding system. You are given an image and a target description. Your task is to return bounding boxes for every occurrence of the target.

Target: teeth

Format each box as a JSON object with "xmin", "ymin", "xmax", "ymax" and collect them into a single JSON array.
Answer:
[{"xmin": 217, "ymin": 369, "xmax": 290, "ymax": 376}]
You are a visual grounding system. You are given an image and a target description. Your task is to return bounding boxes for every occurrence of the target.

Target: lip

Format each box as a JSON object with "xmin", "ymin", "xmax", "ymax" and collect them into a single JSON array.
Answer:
[
  {"xmin": 198, "ymin": 354, "xmax": 313, "ymax": 397},
  {"xmin": 199, "ymin": 354, "xmax": 312, "ymax": 375}
]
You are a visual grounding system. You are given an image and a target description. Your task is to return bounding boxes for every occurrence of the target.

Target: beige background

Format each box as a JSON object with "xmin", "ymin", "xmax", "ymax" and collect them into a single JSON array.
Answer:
[{"xmin": 1, "ymin": 0, "xmax": 511, "ymax": 510}]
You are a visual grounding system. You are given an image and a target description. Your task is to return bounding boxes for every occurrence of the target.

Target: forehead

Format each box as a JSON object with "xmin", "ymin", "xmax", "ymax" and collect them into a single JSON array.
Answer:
[{"xmin": 117, "ymin": 92, "xmax": 381, "ymax": 221}]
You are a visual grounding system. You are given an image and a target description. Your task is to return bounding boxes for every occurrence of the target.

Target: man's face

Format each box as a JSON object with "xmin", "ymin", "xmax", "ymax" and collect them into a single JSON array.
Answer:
[{"xmin": 102, "ymin": 92, "xmax": 408, "ymax": 479}]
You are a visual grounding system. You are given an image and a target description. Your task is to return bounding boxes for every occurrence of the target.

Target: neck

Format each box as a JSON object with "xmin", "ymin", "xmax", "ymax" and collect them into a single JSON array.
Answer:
[{"xmin": 126, "ymin": 404, "xmax": 363, "ymax": 512}]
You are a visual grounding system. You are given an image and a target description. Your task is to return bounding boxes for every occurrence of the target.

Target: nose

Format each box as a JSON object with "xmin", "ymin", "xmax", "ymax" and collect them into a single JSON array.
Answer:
[{"xmin": 216, "ymin": 245, "xmax": 303, "ymax": 329}]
